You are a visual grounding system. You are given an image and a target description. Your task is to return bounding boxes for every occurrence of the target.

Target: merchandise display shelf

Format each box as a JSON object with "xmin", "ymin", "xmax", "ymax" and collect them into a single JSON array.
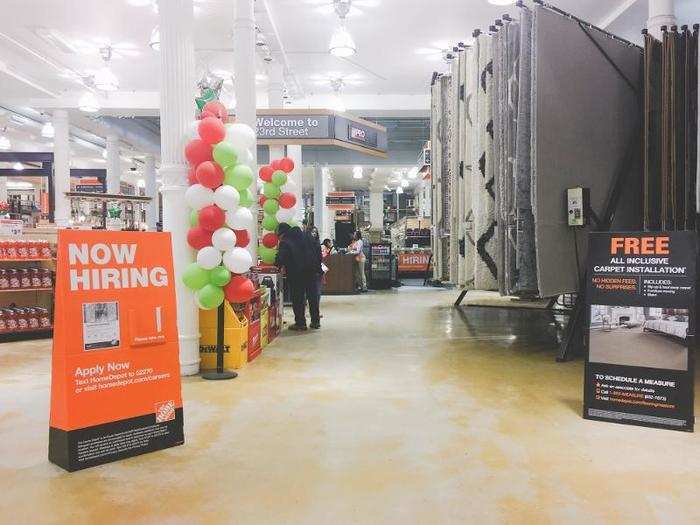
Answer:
[
  {"xmin": 0, "ymin": 258, "xmax": 54, "ymax": 262},
  {"xmin": 0, "ymin": 327, "xmax": 53, "ymax": 342},
  {"xmin": 0, "ymin": 288, "xmax": 53, "ymax": 293}
]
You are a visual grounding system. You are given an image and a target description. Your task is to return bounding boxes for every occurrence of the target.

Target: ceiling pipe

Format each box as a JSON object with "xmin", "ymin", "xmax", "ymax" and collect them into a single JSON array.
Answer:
[{"xmin": 97, "ymin": 116, "xmax": 161, "ymax": 157}]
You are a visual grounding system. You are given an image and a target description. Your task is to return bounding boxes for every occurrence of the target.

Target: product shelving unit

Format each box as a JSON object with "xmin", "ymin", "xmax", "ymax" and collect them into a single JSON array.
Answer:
[{"xmin": 0, "ymin": 242, "xmax": 55, "ymax": 342}]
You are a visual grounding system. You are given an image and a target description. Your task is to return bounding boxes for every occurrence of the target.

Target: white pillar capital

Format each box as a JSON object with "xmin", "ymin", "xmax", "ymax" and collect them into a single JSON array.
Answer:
[{"xmin": 648, "ymin": 0, "xmax": 676, "ymax": 40}]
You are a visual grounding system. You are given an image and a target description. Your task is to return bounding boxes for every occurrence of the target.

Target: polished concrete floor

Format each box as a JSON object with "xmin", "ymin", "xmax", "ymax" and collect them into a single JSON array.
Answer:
[{"xmin": 1, "ymin": 287, "xmax": 700, "ymax": 524}]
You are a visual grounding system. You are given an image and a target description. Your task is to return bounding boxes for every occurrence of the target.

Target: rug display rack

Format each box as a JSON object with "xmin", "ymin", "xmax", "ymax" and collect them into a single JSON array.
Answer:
[{"xmin": 430, "ymin": 0, "xmax": 649, "ymax": 301}]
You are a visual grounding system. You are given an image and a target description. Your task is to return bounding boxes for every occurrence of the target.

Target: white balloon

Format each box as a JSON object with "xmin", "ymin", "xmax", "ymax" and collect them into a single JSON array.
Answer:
[
  {"xmin": 281, "ymin": 179, "xmax": 298, "ymax": 194},
  {"xmin": 186, "ymin": 120, "xmax": 200, "ymax": 141},
  {"xmin": 197, "ymin": 246, "xmax": 222, "ymax": 270},
  {"xmin": 211, "ymin": 228, "xmax": 237, "ymax": 251},
  {"xmin": 223, "ymin": 247, "xmax": 253, "ymax": 274},
  {"xmin": 213, "ymin": 185, "xmax": 240, "ymax": 211},
  {"xmin": 185, "ymin": 184, "xmax": 214, "ymax": 210},
  {"xmin": 225, "ymin": 123, "xmax": 256, "ymax": 149},
  {"xmin": 276, "ymin": 206, "xmax": 297, "ymax": 223},
  {"xmin": 226, "ymin": 207, "xmax": 254, "ymax": 230}
]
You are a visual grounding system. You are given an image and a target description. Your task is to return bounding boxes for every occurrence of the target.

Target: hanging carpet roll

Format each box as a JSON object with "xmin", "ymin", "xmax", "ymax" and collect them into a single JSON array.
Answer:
[
  {"xmin": 457, "ymin": 45, "xmax": 469, "ymax": 288},
  {"xmin": 531, "ymin": 4, "xmax": 643, "ymax": 297},
  {"xmin": 492, "ymin": 25, "xmax": 506, "ymax": 295},
  {"xmin": 465, "ymin": 42, "xmax": 479, "ymax": 291},
  {"xmin": 473, "ymin": 33, "xmax": 498, "ymax": 291},
  {"xmin": 643, "ymin": 32, "xmax": 663, "ymax": 231},
  {"xmin": 430, "ymin": 77, "xmax": 442, "ymax": 280},
  {"xmin": 513, "ymin": 6, "xmax": 538, "ymax": 296},
  {"xmin": 439, "ymin": 73, "xmax": 453, "ymax": 282},
  {"xmin": 673, "ymin": 28, "xmax": 687, "ymax": 228},
  {"xmin": 448, "ymin": 53, "xmax": 461, "ymax": 285},
  {"xmin": 683, "ymin": 26, "xmax": 698, "ymax": 230}
]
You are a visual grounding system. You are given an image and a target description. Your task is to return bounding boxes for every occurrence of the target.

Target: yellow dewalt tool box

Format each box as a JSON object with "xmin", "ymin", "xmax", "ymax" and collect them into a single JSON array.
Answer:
[{"xmin": 199, "ymin": 302, "xmax": 248, "ymax": 370}]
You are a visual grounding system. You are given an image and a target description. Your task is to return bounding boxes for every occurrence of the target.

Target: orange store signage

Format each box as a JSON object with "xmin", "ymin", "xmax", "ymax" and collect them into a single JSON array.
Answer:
[
  {"xmin": 398, "ymin": 252, "xmax": 431, "ymax": 272},
  {"xmin": 49, "ymin": 230, "xmax": 183, "ymax": 471}
]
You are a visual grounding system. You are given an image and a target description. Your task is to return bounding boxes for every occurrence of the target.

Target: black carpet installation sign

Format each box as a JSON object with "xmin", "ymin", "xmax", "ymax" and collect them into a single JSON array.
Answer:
[{"xmin": 584, "ymin": 232, "xmax": 696, "ymax": 431}]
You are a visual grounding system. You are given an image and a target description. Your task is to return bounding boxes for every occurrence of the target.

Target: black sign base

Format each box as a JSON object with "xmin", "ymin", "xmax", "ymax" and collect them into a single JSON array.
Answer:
[{"xmin": 49, "ymin": 408, "xmax": 184, "ymax": 472}]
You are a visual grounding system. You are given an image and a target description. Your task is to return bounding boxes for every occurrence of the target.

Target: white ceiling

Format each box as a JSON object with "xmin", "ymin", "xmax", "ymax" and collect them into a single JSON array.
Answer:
[{"xmin": 0, "ymin": 0, "xmax": 699, "ymax": 189}]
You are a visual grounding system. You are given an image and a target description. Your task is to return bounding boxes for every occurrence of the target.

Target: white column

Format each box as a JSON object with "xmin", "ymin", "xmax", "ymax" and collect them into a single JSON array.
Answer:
[
  {"xmin": 106, "ymin": 132, "xmax": 121, "ymax": 194},
  {"xmin": 158, "ymin": 0, "xmax": 199, "ymax": 376},
  {"xmin": 233, "ymin": 0, "xmax": 258, "ymax": 255},
  {"xmin": 267, "ymin": 61, "xmax": 285, "ymax": 161},
  {"xmin": 369, "ymin": 191, "xmax": 383, "ymax": 230},
  {"xmin": 53, "ymin": 109, "xmax": 70, "ymax": 227},
  {"xmin": 0, "ymin": 177, "xmax": 7, "ymax": 203},
  {"xmin": 648, "ymin": 0, "xmax": 676, "ymax": 39},
  {"xmin": 314, "ymin": 165, "xmax": 329, "ymax": 239},
  {"xmin": 144, "ymin": 154, "xmax": 158, "ymax": 230},
  {"xmin": 287, "ymin": 144, "xmax": 303, "ymax": 220}
]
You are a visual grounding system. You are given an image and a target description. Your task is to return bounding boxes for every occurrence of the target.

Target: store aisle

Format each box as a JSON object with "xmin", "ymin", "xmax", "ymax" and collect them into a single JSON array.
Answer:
[{"xmin": 1, "ymin": 289, "xmax": 700, "ymax": 524}]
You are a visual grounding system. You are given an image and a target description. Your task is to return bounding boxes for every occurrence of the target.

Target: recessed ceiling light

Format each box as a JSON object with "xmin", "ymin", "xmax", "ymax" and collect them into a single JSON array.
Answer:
[
  {"xmin": 487, "ymin": 0, "xmax": 516, "ymax": 5},
  {"xmin": 94, "ymin": 67, "xmax": 119, "ymax": 91},
  {"xmin": 41, "ymin": 122, "xmax": 55, "ymax": 139}
]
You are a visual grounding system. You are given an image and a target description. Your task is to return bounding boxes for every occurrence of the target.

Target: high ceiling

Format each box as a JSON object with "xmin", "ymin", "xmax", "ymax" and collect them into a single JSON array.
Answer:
[{"xmin": 0, "ymin": 0, "xmax": 699, "ymax": 190}]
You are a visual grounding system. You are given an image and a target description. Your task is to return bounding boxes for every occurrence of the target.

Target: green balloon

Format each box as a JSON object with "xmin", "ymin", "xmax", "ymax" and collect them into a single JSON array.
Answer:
[
  {"xmin": 271, "ymin": 170, "xmax": 287, "ymax": 187},
  {"xmin": 263, "ymin": 198, "xmax": 279, "ymax": 215},
  {"xmin": 259, "ymin": 245, "xmax": 278, "ymax": 265},
  {"xmin": 224, "ymin": 164, "xmax": 253, "ymax": 191},
  {"xmin": 189, "ymin": 209, "xmax": 199, "ymax": 227},
  {"xmin": 264, "ymin": 182, "xmax": 281, "ymax": 199},
  {"xmin": 262, "ymin": 213, "xmax": 278, "ymax": 231},
  {"xmin": 198, "ymin": 284, "xmax": 225, "ymax": 310},
  {"xmin": 209, "ymin": 265, "xmax": 231, "ymax": 287},
  {"xmin": 239, "ymin": 188, "xmax": 255, "ymax": 207},
  {"xmin": 182, "ymin": 263, "xmax": 210, "ymax": 290},
  {"xmin": 213, "ymin": 142, "xmax": 238, "ymax": 168}
]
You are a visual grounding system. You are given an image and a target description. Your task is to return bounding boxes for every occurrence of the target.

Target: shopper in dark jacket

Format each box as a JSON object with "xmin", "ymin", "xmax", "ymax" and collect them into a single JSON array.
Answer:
[{"xmin": 276, "ymin": 223, "xmax": 322, "ymax": 330}]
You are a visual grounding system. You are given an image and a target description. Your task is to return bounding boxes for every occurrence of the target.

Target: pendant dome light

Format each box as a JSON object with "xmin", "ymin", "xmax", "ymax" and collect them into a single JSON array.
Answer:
[
  {"xmin": 329, "ymin": 0, "xmax": 356, "ymax": 57},
  {"xmin": 41, "ymin": 121, "xmax": 55, "ymax": 139},
  {"xmin": 79, "ymin": 92, "xmax": 100, "ymax": 113}
]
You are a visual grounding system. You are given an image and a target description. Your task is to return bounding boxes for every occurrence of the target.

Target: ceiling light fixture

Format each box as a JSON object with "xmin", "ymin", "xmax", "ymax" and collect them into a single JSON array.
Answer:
[
  {"xmin": 353, "ymin": 166, "xmax": 363, "ymax": 179},
  {"xmin": 407, "ymin": 167, "xmax": 419, "ymax": 179},
  {"xmin": 330, "ymin": 78, "xmax": 346, "ymax": 113},
  {"xmin": 41, "ymin": 121, "xmax": 55, "ymax": 139},
  {"xmin": 149, "ymin": 26, "xmax": 160, "ymax": 51},
  {"xmin": 13, "ymin": 162, "xmax": 24, "ymax": 171},
  {"xmin": 94, "ymin": 66, "xmax": 119, "ymax": 91},
  {"xmin": 0, "ymin": 130, "xmax": 11, "ymax": 151},
  {"xmin": 400, "ymin": 179, "xmax": 409, "ymax": 188},
  {"xmin": 79, "ymin": 92, "xmax": 100, "ymax": 113},
  {"xmin": 329, "ymin": 1, "xmax": 357, "ymax": 57},
  {"xmin": 487, "ymin": 0, "xmax": 516, "ymax": 5}
]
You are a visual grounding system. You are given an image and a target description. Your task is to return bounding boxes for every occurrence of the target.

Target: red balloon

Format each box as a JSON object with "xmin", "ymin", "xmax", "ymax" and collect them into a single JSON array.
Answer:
[
  {"xmin": 196, "ymin": 161, "xmax": 224, "ymax": 189},
  {"xmin": 198, "ymin": 205, "xmax": 226, "ymax": 231},
  {"xmin": 259, "ymin": 165, "xmax": 274, "ymax": 182},
  {"xmin": 233, "ymin": 229, "xmax": 250, "ymax": 248},
  {"xmin": 269, "ymin": 159, "xmax": 282, "ymax": 171},
  {"xmin": 202, "ymin": 101, "xmax": 228, "ymax": 123},
  {"xmin": 278, "ymin": 192, "xmax": 297, "ymax": 209},
  {"xmin": 198, "ymin": 116, "xmax": 226, "ymax": 145},
  {"xmin": 279, "ymin": 157, "xmax": 295, "ymax": 173},
  {"xmin": 224, "ymin": 275, "xmax": 255, "ymax": 303},
  {"xmin": 258, "ymin": 195, "xmax": 267, "ymax": 207},
  {"xmin": 185, "ymin": 139, "xmax": 212, "ymax": 167},
  {"xmin": 187, "ymin": 227, "xmax": 213, "ymax": 250},
  {"xmin": 187, "ymin": 167, "xmax": 198, "ymax": 185},
  {"xmin": 262, "ymin": 232, "xmax": 279, "ymax": 249}
]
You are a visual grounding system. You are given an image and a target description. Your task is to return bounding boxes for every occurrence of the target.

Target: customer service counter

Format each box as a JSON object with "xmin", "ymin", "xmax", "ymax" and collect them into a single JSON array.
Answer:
[{"xmin": 322, "ymin": 253, "xmax": 356, "ymax": 295}]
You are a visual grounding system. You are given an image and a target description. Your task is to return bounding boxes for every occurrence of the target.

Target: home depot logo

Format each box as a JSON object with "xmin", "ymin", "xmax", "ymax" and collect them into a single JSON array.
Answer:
[{"xmin": 155, "ymin": 400, "xmax": 175, "ymax": 423}]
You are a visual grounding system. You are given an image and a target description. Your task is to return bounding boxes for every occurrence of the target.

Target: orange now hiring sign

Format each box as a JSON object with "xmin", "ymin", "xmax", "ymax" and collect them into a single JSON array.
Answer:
[{"xmin": 49, "ymin": 230, "xmax": 183, "ymax": 471}]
